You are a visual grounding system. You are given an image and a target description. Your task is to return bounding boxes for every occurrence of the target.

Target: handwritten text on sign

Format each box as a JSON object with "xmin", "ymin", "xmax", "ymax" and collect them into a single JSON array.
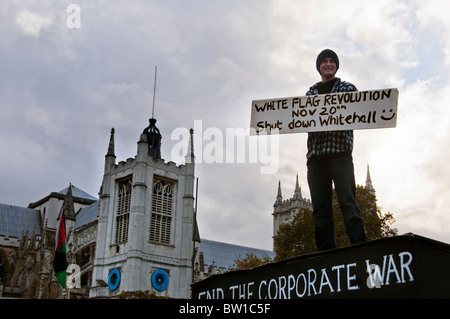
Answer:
[{"xmin": 250, "ymin": 88, "xmax": 399, "ymax": 135}]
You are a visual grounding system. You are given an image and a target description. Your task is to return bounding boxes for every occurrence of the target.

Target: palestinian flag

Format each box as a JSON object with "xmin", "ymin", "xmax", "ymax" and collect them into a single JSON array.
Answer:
[{"xmin": 53, "ymin": 209, "xmax": 68, "ymax": 288}]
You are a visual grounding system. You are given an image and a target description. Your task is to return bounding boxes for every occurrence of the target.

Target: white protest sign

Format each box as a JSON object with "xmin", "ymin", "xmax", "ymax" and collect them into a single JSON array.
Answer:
[{"xmin": 250, "ymin": 88, "xmax": 398, "ymax": 135}]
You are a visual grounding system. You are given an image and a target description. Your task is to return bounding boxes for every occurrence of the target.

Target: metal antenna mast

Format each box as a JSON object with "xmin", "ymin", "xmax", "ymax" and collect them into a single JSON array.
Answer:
[{"xmin": 152, "ymin": 66, "xmax": 157, "ymax": 118}]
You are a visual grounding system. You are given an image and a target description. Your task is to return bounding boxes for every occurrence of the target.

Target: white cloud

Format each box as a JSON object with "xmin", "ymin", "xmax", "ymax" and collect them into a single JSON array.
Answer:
[
  {"xmin": 416, "ymin": 0, "xmax": 450, "ymax": 65},
  {"xmin": 15, "ymin": 10, "xmax": 52, "ymax": 37}
]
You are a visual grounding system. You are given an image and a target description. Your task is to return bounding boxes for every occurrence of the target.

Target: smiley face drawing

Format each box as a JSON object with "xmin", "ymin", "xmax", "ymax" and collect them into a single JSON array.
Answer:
[{"xmin": 381, "ymin": 109, "xmax": 396, "ymax": 121}]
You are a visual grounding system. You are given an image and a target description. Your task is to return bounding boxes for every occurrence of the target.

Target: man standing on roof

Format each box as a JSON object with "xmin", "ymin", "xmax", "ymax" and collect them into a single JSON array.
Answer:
[{"xmin": 306, "ymin": 49, "xmax": 367, "ymax": 251}]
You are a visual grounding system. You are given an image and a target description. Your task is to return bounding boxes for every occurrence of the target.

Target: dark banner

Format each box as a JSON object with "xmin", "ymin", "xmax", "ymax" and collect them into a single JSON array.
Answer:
[{"xmin": 192, "ymin": 233, "xmax": 450, "ymax": 299}]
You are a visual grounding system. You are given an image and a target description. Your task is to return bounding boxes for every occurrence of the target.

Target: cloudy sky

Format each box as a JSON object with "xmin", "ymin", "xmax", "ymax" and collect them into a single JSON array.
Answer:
[{"xmin": 1, "ymin": 0, "xmax": 450, "ymax": 250}]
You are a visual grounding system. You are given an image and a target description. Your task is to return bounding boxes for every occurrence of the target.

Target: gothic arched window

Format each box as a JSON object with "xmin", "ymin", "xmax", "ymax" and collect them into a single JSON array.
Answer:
[
  {"xmin": 115, "ymin": 177, "xmax": 132, "ymax": 244},
  {"xmin": 150, "ymin": 178, "xmax": 174, "ymax": 245}
]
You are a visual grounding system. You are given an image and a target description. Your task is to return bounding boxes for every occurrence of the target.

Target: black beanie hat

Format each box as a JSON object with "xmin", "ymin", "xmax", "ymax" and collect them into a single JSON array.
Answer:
[{"xmin": 316, "ymin": 49, "xmax": 339, "ymax": 73}]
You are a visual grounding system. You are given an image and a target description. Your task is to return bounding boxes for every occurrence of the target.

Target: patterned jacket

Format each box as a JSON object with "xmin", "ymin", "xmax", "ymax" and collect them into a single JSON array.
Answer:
[{"xmin": 305, "ymin": 78, "xmax": 358, "ymax": 159}]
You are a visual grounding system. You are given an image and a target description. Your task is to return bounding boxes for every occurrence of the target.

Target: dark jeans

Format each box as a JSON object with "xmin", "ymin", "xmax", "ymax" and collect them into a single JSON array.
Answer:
[{"xmin": 307, "ymin": 153, "xmax": 367, "ymax": 251}]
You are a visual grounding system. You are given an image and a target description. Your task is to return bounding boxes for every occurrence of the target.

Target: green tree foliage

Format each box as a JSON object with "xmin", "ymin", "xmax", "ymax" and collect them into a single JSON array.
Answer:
[
  {"xmin": 118, "ymin": 290, "xmax": 169, "ymax": 299},
  {"xmin": 274, "ymin": 207, "xmax": 316, "ymax": 261},
  {"xmin": 231, "ymin": 253, "xmax": 273, "ymax": 271},
  {"xmin": 274, "ymin": 185, "xmax": 397, "ymax": 260}
]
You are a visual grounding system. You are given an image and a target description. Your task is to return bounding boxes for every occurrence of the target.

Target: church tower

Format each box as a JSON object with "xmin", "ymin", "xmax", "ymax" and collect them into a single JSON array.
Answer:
[
  {"xmin": 272, "ymin": 175, "xmax": 312, "ymax": 249},
  {"xmin": 89, "ymin": 118, "xmax": 197, "ymax": 298},
  {"xmin": 365, "ymin": 164, "xmax": 376, "ymax": 196}
]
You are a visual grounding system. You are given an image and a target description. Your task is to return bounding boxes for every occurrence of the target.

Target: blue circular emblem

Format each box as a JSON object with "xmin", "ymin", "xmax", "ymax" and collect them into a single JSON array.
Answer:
[
  {"xmin": 151, "ymin": 269, "xmax": 169, "ymax": 291},
  {"xmin": 108, "ymin": 268, "xmax": 121, "ymax": 291}
]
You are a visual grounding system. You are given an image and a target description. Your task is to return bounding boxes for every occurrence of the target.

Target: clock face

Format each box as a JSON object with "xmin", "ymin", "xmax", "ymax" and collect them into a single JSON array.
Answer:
[
  {"xmin": 152, "ymin": 269, "xmax": 169, "ymax": 291},
  {"xmin": 108, "ymin": 268, "xmax": 121, "ymax": 291}
]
